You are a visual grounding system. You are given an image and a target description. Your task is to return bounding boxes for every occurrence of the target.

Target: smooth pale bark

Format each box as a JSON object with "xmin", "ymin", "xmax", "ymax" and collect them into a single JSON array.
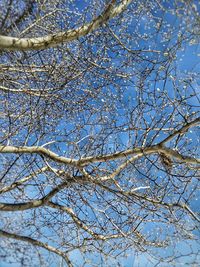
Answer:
[
  {"xmin": 0, "ymin": 0, "xmax": 132, "ymax": 51},
  {"xmin": 0, "ymin": 144, "xmax": 199, "ymax": 168},
  {"xmin": 0, "ymin": 145, "xmax": 79, "ymax": 165},
  {"xmin": 0, "ymin": 143, "xmax": 199, "ymax": 165}
]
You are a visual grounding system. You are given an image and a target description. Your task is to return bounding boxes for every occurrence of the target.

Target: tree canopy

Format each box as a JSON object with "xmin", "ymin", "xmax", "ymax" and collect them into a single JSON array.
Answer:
[{"xmin": 0, "ymin": 0, "xmax": 200, "ymax": 266}]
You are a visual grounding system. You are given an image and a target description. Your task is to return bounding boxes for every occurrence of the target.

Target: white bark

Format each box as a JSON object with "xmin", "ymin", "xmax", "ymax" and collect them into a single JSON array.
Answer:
[
  {"xmin": 0, "ymin": 145, "xmax": 79, "ymax": 165},
  {"xmin": 0, "ymin": 0, "xmax": 132, "ymax": 51},
  {"xmin": 0, "ymin": 143, "xmax": 199, "ymax": 167}
]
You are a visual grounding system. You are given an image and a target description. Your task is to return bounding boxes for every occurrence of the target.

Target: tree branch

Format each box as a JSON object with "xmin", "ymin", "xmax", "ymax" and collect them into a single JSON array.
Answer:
[
  {"xmin": 0, "ymin": 181, "xmax": 68, "ymax": 211},
  {"xmin": 0, "ymin": 166, "xmax": 48, "ymax": 194},
  {"xmin": 0, "ymin": 143, "xmax": 199, "ymax": 171},
  {"xmin": 0, "ymin": 145, "xmax": 79, "ymax": 166},
  {"xmin": 47, "ymin": 201, "xmax": 109, "ymax": 240},
  {"xmin": 97, "ymin": 182, "xmax": 200, "ymax": 223},
  {"xmin": 0, "ymin": 229, "xmax": 73, "ymax": 266},
  {"xmin": 0, "ymin": 85, "xmax": 51, "ymax": 97},
  {"xmin": 0, "ymin": 0, "xmax": 132, "ymax": 51},
  {"xmin": 159, "ymin": 117, "xmax": 200, "ymax": 145}
]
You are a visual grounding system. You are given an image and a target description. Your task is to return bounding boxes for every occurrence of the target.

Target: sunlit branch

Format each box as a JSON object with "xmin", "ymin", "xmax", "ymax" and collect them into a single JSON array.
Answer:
[
  {"xmin": 157, "ymin": 146, "xmax": 200, "ymax": 166},
  {"xmin": 0, "ymin": 0, "xmax": 132, "ymax": 51},
  {"xmin": 0, "ymin": 143, "xmax": 199, "ymax": 171},
  {"xmin": 159, "ymin": 117, "xmax": 200, "ymax": 145},
  {"xmin": 0, "ymin": 229, "xmax": 73, "ymax": 266},
  {"xmin": 0, "ymin": 0, "xmax": 199, "ymax": 264},
  {"xmin": 0, "ymin": 181, "xmax": 68, "ymax": 211},
  {"xmin": 79, "ymin": 145, "xmax": 200, "ymax": 166},
  {"xmin": 0, "ymin": 166, "xmax": 48, "ymax": 194},
  {"xmin": 0, "ymin": 85, "xmax": 50, "ymax": 97},
  {"xmin": 100, "ymin": 153, "xmax": 145, "ymax": 181},
  {"xmin": 0, "ymin": 145, "xmax": 79, "ymax": 166}
]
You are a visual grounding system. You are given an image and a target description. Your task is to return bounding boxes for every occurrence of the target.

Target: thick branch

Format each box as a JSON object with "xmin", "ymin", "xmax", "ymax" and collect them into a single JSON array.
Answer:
[
  {"xmin": 0, "ymin": 0, "xmax": 132, "ymax": 51},
  {"xmin": 0, "ymin": 169, "xmax": 88, "ymax": 211},
  {"xmin": 159, "ymin": 117, "xmax": 200, "ymax": 145},
  {"xmin": 79, "ymin": 145, "xmax": 200, "ymax": 166},
  {"xmin": 0, "ymin": 145, "xmax": 78, "ymax": 166},
  {"xmin": 157, "ymin": 146, "xmax": 200, "ymax": 165},
  {"xmin": 0, "ymin": 85, "xmax": 50, "ymax": 97},
  {"xmin": 0, "ymin": 144, "xmax": 199, "ymax": 170},
  {"xmin": 0, "ymin": 181, "xmax": 68, "ymax": 211},
  {"xmin": 0, "ymin": 229, "xmax": 73, "ymax": 266}
]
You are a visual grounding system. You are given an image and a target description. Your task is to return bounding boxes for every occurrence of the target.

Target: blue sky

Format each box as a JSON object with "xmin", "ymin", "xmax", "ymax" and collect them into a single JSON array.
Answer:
[{"xmin": 0, "ymin": 1, "xmax": 200, "ymax": 266}]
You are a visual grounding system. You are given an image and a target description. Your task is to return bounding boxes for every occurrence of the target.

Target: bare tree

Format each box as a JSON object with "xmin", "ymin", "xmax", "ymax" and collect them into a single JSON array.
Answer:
[{"xmin": 0, "ymin": 0, "xmax": 199, "ymax": 266}]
